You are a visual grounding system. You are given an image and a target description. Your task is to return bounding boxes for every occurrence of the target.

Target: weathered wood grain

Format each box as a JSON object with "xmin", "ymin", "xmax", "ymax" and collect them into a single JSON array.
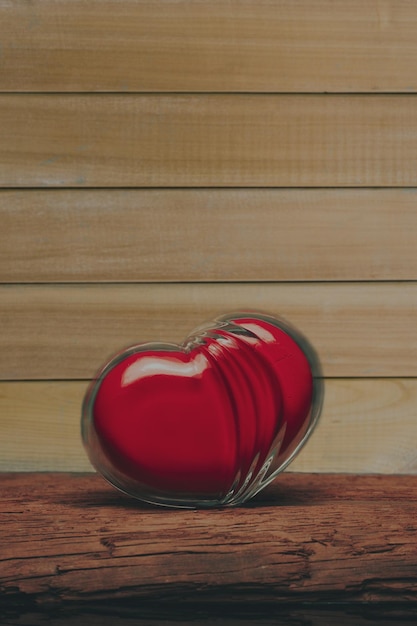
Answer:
[
  {"xmin": 1, "ymin": 473, "xmax": 417, "ymax": 611},
  {"xmin": 3, "ymin": 95, "xmax": 417, "ymax": 187},
  {"xmin": 3, "ymin": 188, "xmax": 417, "ymax": 282},
  {"xmin": 1, "ymin": 283, "xmax": 416, "ymax": 379},
  {"xmin": 1, "ymin": 1, "xmax": 417, "ymax": 93},
  {"xmin": 1, "ymin": 379, "xmax": 416, "ymax": 474}
]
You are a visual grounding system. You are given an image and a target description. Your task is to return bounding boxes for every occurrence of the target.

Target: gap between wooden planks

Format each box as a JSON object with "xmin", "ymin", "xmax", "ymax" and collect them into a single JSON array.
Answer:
[
  {"xmin": 1, "ymin": 0, "xmax": 417, "ymax": 92},
  {"xmin": 1, "ymin": 282, "xmax": 416, "ymax": 379},
  {"xmin": 2, "ymin": 188, "xmax": 417, "ymax": 282},
  {"xmin": 1, "ymin": 379, "xmax": 417, "ymax": 473},
  {"xmin": 2, "ymin": 95, "xmax": 417, "ymax": 187},
  {"xmin": 1, "ymin": 473, "xmax": 417, "ymax": 609}
]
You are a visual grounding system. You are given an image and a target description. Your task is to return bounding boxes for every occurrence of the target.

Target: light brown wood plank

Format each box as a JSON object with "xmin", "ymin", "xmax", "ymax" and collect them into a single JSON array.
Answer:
[
  {"xmin": 3, "ymin": 188, "xmax": 417, "ymax": 282},
  {"xmin": 1, "ymin": 474, "xmax": 417, "ymax": 609},
  {"xmin": 1, "ymin": 1, "xmax": 417, "ymax": 93},
  {"xmin": 1, "ymin": 379, "xmax": 416, "ymax": 474},
  {"xmin": 1, "ymin": 283, "xmax": 416, "ymax": 379},
  {"xmin": 291, "ymin": 378, "xmax": 417, "ymax": 473},
  {"xmin": 2, "ymin": 95, "xmax": 417, "ymax": 187},
  {"xmin": 0, "ymin": 382, "xmax": 90, "ymax": 472}
]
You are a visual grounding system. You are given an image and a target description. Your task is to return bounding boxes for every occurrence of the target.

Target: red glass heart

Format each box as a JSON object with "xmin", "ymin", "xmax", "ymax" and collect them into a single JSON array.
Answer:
[{"xmin": 81, "ymin": 312, "xmax": 323, "ymax": 507}]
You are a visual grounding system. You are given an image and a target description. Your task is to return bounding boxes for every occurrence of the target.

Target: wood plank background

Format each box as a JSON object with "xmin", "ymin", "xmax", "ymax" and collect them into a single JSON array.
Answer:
[
  {"xmin": 2, "ymin": 380, "xmax": 416, "ymax": 473},
  {"xmin": 2, "ymin": 0, "xmax": 417, "ymax": 93},
  {"xmin": 1, "ymin": 283, "xmax": 417, "ymax": 379},
  {"xmin": 2, "ymin": 189, "xmax": 417, "ymax": 282},
  {"xmin": 2, "ymin": 95, "xmax": 417, "ymax": 187},
  {"xmin": 1, "ymin": 1, "xmax": 417, "ymax": 474}
]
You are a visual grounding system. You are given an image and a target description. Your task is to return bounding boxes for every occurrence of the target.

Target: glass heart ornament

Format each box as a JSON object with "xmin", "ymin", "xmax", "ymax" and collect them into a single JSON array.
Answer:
[{"xmin": 81, "ymin": 312, "xmax": 323, "ymax": 508}]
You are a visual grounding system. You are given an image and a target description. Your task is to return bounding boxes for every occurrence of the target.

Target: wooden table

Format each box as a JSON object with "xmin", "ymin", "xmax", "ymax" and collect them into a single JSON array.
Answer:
[{"xmin": 2, "ymin": 473, "xmax": 417, "ymax": 625}]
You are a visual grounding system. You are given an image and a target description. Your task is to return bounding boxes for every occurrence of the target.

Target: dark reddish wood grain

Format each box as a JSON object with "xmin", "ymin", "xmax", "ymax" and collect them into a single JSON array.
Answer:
[{"xmin": 1, "ymin": 473, "xmax": 417, "ymax": 620}]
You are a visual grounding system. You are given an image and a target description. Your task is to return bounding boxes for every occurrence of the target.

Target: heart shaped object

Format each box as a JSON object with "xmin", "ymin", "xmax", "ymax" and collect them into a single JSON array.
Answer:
[{"xmin": 81, "ymin": 312, "xmax": 323, "ymax": 508}]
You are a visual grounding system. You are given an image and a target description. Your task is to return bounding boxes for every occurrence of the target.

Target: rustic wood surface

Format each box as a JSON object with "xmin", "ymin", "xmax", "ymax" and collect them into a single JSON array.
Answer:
[
  {"xmin": 1, "ymin": 379, "xmax": 417, "ymax": 474},
  {"xmin": 1, "ymin": 282, "xmax": 416, "ymax": 379},
  {"xmin": 1, "ymin": 473, "xmax": 416, "ymax": 617},
  {"xmin": 3, "ymin": 95, "xmax": 417, "ymax": 187},
  {"xmin": 2, "ymin": 188, "xmax": 417, "ymax": 283},
  {"xmin": 1, "ymin": 0, "xmax": 417, "ymax": 93}
]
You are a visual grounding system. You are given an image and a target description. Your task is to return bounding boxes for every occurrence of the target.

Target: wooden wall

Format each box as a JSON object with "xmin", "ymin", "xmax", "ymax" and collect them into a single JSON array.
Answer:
[{"xmin": 1, "ymin": 0, "xmax": 416, "ymax": 474}]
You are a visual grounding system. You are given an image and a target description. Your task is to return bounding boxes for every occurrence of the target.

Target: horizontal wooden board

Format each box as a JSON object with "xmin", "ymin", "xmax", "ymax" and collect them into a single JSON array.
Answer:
[
  {"xmin": 292, "ymin": 378, "xmax": 417, "ymax": 473},
  {"xmin": 1, "ymin": 283, "xmax": 416, "ymax": 379},
  {"xmin": 3, "ymin": 188, "xmax": 417, "ymax": 282},
  {"xmin": 1, "ymin": 379, "xmax": 416, "ymax": 473},
  {"xmin": 2, "ymin": 474, "xmax": 417, "ymax": 610},
  {"xmin": 1, "ymin": 1, "xmax": 417, "ymax": 93},
  {"xmin": 3, "ymin": 95, "xmax": 417, "ymax": 187}
]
